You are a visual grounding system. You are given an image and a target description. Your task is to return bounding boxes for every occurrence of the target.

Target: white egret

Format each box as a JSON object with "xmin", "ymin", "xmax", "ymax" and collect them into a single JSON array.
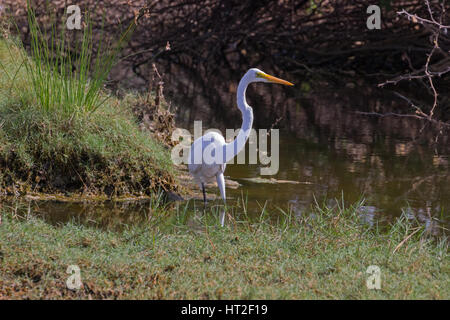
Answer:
[{"xmin": 188, "ymin": 68, "xmax": 293, "ymax": 226}]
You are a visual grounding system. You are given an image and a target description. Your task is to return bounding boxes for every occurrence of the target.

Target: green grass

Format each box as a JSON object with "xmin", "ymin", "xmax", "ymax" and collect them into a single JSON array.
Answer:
[
  {"xmin": 0, "ymin": 199, "xmax": 447, "ymax": 299},
  {"xmin": 0, "ymin": 34, "xmax": 177, "ymax": 196},
  {"xmin": 3, "ymin": 3, "xmax": 133, "ymax": 115}
]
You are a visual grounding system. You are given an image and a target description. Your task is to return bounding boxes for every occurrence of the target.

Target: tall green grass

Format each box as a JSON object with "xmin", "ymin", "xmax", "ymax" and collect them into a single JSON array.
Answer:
[{"xmin": 1, "ymin": 3, "xmax": 134, "ymax": 115}]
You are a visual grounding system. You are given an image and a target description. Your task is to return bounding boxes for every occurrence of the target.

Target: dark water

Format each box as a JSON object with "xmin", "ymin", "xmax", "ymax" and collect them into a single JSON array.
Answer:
[
  {"xmin": 165, "ymin": 65, "xmax": 449, "ymax": 234},
  {"xmin": 13, "ymin": 64, "xmax": 450, "ymax": 235},
  {"xmin": 224, "ymin": 134, "xmax": 449, "ymax": 234},
  {"xmin": 16, "ymin": 132, "xmax": 449, "ymax": 235}
]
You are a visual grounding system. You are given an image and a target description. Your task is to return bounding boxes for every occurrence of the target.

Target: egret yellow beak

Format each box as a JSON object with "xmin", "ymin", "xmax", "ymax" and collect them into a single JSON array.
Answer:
[{"xmin": 257, "ymin": 72, "xmax": 294, "ymax": 86}]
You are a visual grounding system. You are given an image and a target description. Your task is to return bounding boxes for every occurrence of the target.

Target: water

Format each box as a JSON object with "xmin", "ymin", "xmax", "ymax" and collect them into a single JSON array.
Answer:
[
  {"xmin": 223, "ymin": 134, "xmax": 449, "ymax": 234},
  {"xmin": 15, "ymin": 134, "xmax": 450, "ymax": 234},
  {"xmin": 165, "ymin": 65, "xmax": 449, "ymax": 234},
  {"xmin": 17, "ymin": 133, "xmax": 448, "ymax": 235},
  {"xmin": 11, "ymin": 63, "xmax": 450, "ymax": 235}
]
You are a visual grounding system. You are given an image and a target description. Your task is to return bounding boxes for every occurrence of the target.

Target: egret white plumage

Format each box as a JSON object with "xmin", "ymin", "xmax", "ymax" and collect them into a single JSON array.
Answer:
[{"xmin": 188, "ymin": 68, "xmax": 293, "ymax": 226}]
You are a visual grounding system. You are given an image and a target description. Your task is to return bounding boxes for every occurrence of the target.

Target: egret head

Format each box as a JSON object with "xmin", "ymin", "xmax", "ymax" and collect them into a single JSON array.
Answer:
[{"xmin": 247, "ymin": 68, "xmax": 294, "ymax": 86}]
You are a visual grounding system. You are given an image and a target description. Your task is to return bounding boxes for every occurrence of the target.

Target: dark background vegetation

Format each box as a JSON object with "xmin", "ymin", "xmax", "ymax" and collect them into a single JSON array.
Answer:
[{"xmin": 2, "ymin": 0, "xmax": 450, "ymax": 143}]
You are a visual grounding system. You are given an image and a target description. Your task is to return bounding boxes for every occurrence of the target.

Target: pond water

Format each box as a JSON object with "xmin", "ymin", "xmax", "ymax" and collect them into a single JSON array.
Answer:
[
  {"xmin": 18, "ymin": 131, "xmax": 449, "ymax": 235},
  {"xmin": 224, "ymin": 134, "xmax": 449, "ymax": 235},
  {"xmin": 13, "ymin": 64, "xmax": 450, "ymax": 235},
  {"xmin": 165, "ymin": 65, "xmax": 449, "ymax": 235}
]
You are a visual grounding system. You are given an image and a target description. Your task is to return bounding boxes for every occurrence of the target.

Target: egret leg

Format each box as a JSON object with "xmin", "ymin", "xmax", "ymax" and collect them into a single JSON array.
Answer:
[
  {"xmin": 201, "ymin": 182, "xmax": 207, "ymax": 209},
  {"xmin": 216, "ymin": 173, "xmax": 226, "ymax": 227}
]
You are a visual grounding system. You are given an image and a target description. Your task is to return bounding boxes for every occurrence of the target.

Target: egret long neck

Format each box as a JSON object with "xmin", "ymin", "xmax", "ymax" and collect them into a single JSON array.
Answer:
[{"xmin": 224, "ymin": 75, "xmax": 253, "ymax": 163}]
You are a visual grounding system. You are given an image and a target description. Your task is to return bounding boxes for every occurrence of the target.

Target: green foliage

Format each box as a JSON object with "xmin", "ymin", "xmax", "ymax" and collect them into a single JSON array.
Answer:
[
  {"xmin": 2, "ymin": 3, "xmax": 133, "ymax": 116},
  {"xmin": 306, "ymin": 0, "xmax": 319, "ymax": 14}
]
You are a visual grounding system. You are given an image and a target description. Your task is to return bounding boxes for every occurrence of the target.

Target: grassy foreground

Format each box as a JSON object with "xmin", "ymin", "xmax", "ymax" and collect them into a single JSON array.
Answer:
[{"xmin": 0, "ymin": 200, "xmax": 448, "ymax": 299}]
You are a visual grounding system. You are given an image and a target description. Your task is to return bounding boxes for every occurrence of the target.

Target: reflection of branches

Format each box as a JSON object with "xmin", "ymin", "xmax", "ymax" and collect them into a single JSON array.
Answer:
[
  {"xmin": 379, "ymin": 0, "xmax": 450, "ymax": 128},
  {"xmin": 393, "ymin": 173, "xmax": 449, "ymax": 205}
]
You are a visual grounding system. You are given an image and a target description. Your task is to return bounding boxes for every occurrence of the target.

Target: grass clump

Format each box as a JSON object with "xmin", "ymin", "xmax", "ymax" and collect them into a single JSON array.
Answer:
[
  {"xmin": 6, "ymin": 3, "xmax": 133, "ymax": 115},
  {"xmin": 0, "ymin": 22, "xmax": 177, "ymax": 196},
  {"xmin": 0, "ymin": 200, "xmax": 447, "ymax": 299}
]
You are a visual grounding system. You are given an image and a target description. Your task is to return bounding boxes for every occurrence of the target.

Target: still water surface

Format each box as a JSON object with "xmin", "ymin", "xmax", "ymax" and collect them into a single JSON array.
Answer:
[
  {"xmin": 20, "ymin": 133, "xmax": 449, "ymax": 235},
  {"xmin": 225, "ymin": 134, "xmax": 449, "ymax": 234},
  {"xmin": 167, "ymin": 66, "xmax": 450, "ymax": 234},
  {"xmin": 16, "ymin": 65, "xmax": 450, "ymax": 234}
]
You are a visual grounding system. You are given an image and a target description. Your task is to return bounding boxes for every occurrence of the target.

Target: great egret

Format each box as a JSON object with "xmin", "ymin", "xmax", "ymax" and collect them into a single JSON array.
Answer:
[{"xmin": 188, "ymin": 68, "xmax": 293, "ymax": 226}]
